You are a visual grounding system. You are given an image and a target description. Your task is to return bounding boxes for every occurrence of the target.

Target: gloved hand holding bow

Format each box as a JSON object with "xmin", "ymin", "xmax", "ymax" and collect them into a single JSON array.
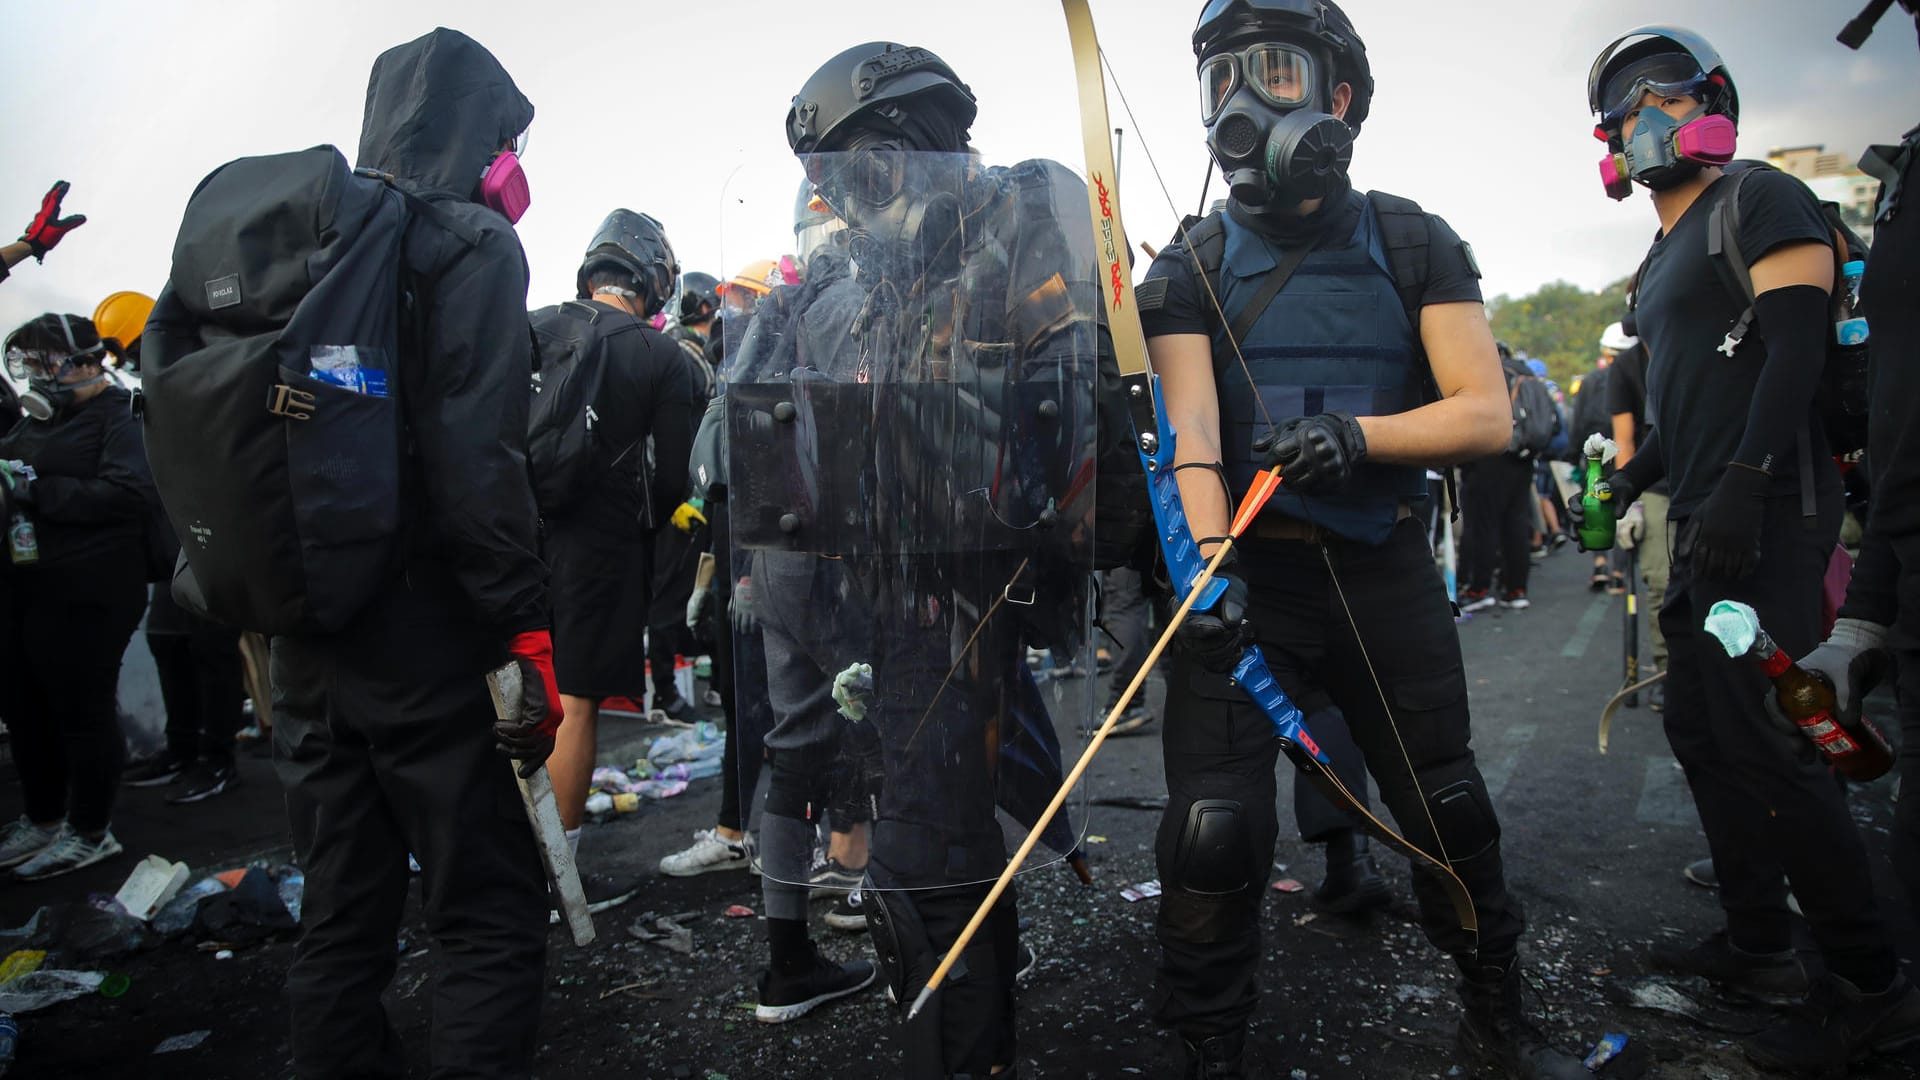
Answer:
[
  {"xmin": 1172, "ymin": 548, "xmax": 1255, "ymax": 673},
  {"xmin": 493, "ymin": 629, "xmax": 563, "ymax": 778},
  {"xmin": 21, "ymin": 181, "xmax": 86, "ymax": 260},
  {"xmin": 1253, "ymin": 412, "xmax": 1367, "ymax": 494}
]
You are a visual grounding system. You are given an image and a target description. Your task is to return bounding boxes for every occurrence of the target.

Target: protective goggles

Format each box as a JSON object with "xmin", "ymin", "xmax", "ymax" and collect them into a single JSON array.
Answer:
[
  {"xmin": 802, "ymin": 142, "xmax": 911, "ymax": 211},
  {"xmin": 1595, "ymin": 53, "xmax": 1711, "ymax": 129},
  {"xmin": 1199, "ymin": 43, "xmax": 1314, "ymax": 124}
]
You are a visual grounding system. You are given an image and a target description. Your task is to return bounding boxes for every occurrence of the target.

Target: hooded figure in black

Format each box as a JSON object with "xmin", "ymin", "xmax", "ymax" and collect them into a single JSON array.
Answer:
[{"xmin": 268, "ymin": 28, "xmax": 555, "ymax": 1080}]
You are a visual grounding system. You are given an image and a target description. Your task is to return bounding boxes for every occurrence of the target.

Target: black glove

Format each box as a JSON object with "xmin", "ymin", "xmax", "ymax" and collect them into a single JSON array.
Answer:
[
  {"xmin": 1564, "ymin": 468, "xmax": 1638, "ymax": 549},
  {"xmin": 1173, "ymin": 549, "xmax": 1254, "ymax": 673},
  {"xmin": 1253, "ymin": 412, "xmax": 1366, "ymax": 495},
  {"xmin": 1691, "ymin": 464, "xmax": 1770, "ymax": 580},
  {"xmin": 21, "ymin": 181, "xmax": 86, "ymax": 259}
]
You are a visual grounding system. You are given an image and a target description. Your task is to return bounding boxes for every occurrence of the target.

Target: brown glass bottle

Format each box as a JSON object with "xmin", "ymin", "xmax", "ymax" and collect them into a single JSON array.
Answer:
[{"xmin": 1748, "ymin": 627, "xmax": 1893, "ymax": 782}]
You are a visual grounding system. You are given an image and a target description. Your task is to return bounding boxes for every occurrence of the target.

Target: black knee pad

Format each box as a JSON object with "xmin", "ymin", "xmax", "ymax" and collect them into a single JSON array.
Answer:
[
  {"xmin": 1168, "ymin": 799, "xmax": 1250, "ymax": 896},
  {"xmin": 1426, "ymin": 776, "xmax": 1499, "ymax": 861}
]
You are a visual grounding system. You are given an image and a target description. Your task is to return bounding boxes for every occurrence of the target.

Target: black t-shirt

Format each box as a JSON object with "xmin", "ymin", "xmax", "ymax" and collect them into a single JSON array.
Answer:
[
  {"xmin": 1635, "ymin": 168, "xmax": 1837, "ymax": 516},
  {"xmin": 555, "ymin": 302, "xmax": 698, "ymax": 540},
  {"xmin": 1860, "ymin": 131, "xmax": 1920, "ymax": 543},
  {"xmin": 1140, "ymin": 192, "xmax": 1483, "ymax": 339}
]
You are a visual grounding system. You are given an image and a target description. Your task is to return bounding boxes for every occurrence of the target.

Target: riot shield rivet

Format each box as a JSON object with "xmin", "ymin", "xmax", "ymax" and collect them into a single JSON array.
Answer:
[
  {"xmin": 1038, "ymin": 507, "xmax": 1059, "ymax": 527},
  {"xmin": 1129, "ymin": 384, "xmax": 1144, "ymax": 398},
  {"xmin": 1139, "ymin": 433, "xmax": 1159, "ymax": 454},
  {"xmin": 779, "ymin": 513, "xmax": 802, "ymax": 534},
  {"xmin": 773, "ymin": 401, "xmax": 798, "ymax": 423},
  {"xmin": 1037, "ymin": 399, "xmax": 1059, "ymax": 420}
]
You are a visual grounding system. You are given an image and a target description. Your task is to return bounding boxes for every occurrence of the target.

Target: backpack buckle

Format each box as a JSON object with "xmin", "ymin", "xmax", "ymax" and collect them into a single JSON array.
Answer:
[{"xmin": 267, "ymin": 383, "xmax": 317, "ymax": 420}]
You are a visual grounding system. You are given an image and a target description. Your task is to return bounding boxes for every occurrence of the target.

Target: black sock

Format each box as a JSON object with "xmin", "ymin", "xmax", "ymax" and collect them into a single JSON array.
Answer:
[{"xmin": 768, "ymin": 917, "xmax": 813, "ymax": 974}]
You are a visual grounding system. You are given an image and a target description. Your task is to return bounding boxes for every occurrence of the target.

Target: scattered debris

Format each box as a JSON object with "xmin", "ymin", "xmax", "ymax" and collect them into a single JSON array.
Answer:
[
  {"xmin": 1119, "ymin": 880, "xmax": 1161, "ymax": 903},
  {"xmin": 1583, "ymin": 1032, "xmax": 1627, "ymax": 1070},
  {"xmin": 153, "ymin": 1030, "xmax": 212, "ymax": 1054},
  {"xmin": 114, "ymin": 856, "xmax": 191, "ymax": 921},
  {"xmin": 627, "ymin": 912, "xmax": 699, "ymax": 955},
  {"xmin": 1272, "ymin": 878, "xmax": 1306, "ymax": 894},
  {"xmin": 0, "ymin": 970, "xmax": 106, "ymax": 1013},
  {"xmin": 723, "ymin": 905, "xmax": 755, "ymax": 919}
]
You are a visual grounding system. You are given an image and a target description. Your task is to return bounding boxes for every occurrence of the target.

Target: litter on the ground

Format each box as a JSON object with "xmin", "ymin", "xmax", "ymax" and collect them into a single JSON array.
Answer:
[
  {"xmin": 1272, "ymin": 878, "xmax": 1306, "ymax": 894},
  {"xmin": 1120, "ymin": 880, "xmax": 1161, "ymax": 902},
  {"xmin": 0, "ymin": 970, "xmax": 106, "ymax": 1013},
  {"xmin": 1583, "ymin": 1032, "xmax": 1627, "ymax": 1070},
  {"xmin": 114, "ymin": 856, "xmax": 192, "ymax": 921},
  {"xmin": 1086, "ymin": 835, "xmax": 1108, "ymax": 844},
  {"xmin": 153, "ymin": 1030, "xmax": 212, "ymax": 1054},
  {"xmin": 627, "ymin": 912, "xmax": 698, "ymax": 955},
  {"xmin": 0, "ymin": 952, "xmax": 45, "ymax": 985},
  {"xmin": 723, "ymin": 905, "xmax": 755, "ymax": 919}
]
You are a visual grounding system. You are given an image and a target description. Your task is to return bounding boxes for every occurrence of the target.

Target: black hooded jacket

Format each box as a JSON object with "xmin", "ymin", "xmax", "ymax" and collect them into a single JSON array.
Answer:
[{"xmin": 355, "ymin": 28, "xmax": 546, "ymax": 636}]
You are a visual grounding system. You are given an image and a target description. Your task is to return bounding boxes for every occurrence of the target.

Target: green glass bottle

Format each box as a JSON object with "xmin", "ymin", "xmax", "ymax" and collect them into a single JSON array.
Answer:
[{"xmin": 1577, "ymin": 450, "xmax": 1616, "ymax": 551}]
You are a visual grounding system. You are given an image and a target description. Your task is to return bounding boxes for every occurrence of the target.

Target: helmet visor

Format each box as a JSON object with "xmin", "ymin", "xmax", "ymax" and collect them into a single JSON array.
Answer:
[
  {"xmin": 1199, "ymin": 43, "xmax": 1313, "ymax": 123},
  {"xmin": 1598, "ymin": 51, "xmax": 1709, "ymax": 127}
]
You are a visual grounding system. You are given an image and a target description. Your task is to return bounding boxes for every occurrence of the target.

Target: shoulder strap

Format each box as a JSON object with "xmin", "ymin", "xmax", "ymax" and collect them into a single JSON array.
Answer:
[
  {"xmin": 1225, "ymin": 239, "xmax": 1317, "ymax": 347},
  {"xmin": 1178, "ymin": 212, "xmax": 1228, "ymax": 329},
  {"xmin": 1707, "ymin": 167, "xmax": 1760, "ymax": 303},
  {"xmin": 1366, "ymin": 191, "xmax": 1431, "ymax": 338}
]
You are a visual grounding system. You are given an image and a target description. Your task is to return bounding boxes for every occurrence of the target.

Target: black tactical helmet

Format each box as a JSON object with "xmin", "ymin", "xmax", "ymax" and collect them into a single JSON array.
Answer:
[
  {"xmin": 576, "ymin": 209, "xmax": 678, "ymax": 316},
  {"xmin": 1588, "ymin": 27, "xmax": 1738, "ymax": 132},
  {"xmin": 786, "ymin": 42, "xmax": 978, "ymax": 154},
  {"xmin": 679, "ymin": 271, "xmax": 721, "ymax": 324},
  {"xmin": 1193, "ymin": 0, "xmax": 1375, "ymax": 133}
]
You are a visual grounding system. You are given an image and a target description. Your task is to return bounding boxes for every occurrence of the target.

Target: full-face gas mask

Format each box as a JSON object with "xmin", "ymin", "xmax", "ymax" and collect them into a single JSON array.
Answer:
[
  {"xmin": 1200, "ymin": 42, "xmax": 1352, "ymax": 211},
  {"xmin": 4, "ymin": 315, "xmax": 108, "ymax": 422},
  {"xmin": 802, "ymin": 138, "xmax": 967, "ymax": 286}
]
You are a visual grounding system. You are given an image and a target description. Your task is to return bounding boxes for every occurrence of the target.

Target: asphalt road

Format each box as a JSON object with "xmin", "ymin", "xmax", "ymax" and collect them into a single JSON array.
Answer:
[{"xmin": 4, "ymin": 544, "xmax": 1917, "ymax": 1079}]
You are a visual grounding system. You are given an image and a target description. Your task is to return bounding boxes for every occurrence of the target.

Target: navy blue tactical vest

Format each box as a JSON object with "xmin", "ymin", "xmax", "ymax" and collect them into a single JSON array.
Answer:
[{"xmin": 1212, "ymin": 194, "xmax": 1431, "ymax": 544}]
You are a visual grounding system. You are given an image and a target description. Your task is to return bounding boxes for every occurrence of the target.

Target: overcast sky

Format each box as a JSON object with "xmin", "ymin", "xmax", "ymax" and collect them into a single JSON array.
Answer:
[{"xmin": 1, "ymin": 0, "xmax": 1913, "ymax": 338}]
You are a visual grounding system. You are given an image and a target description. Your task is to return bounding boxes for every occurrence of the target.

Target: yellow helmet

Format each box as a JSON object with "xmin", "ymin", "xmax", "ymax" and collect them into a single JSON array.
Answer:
[
  {"xmin": 720, "ymin": 259, "xmax": 782, "ymax": 297},
  {"xmin": 92, "ymin": 291, "xmax": 156, "ymax": 350}
]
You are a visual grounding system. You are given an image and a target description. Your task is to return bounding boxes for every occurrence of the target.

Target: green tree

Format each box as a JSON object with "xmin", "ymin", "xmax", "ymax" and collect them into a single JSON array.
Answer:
[{"xmin": 1486, "ymin": 277, "xmax": 1632, "ymax": 387}]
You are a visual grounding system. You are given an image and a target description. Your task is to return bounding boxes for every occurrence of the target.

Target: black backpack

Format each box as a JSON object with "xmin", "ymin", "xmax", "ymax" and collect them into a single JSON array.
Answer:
[
  {"xmin": 526, "ymin": 301, "xmax": 646, "ymax": 513},
  {"xmin": 1631, "ymin": 160, "xmax": 1872, "ymax": 456},
  {"xmin": 1504, "ymin": 364, "xmax": 1562, "ymax": 461},
  {"xmin": 142, "ymin": 145, "xmax": 471, "ymax": 635}
]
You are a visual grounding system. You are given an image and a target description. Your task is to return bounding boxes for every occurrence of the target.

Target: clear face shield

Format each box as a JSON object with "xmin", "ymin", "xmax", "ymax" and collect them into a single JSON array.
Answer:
[{"xmin": 724, "ymin": 150, "xmax": 1100, "ymax": 892}]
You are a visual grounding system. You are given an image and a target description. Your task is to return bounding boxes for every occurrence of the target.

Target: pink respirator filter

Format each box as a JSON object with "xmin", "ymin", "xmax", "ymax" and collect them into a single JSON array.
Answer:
[{"xmin": 479, "ymin": 151, "xmax": 531, "ymax": 224}]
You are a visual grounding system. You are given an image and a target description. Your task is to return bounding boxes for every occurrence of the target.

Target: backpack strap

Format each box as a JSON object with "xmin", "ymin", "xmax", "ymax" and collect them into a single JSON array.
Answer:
[{"xmin": 1365, "ymin": 191, "xmax": 1431, "ymax": 341}]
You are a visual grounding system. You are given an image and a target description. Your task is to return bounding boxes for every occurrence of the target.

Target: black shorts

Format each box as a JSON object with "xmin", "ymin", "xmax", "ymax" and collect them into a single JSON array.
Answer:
[{"xmin": 546, "ymin": 525, "xmax": 652, "ymax": 698}]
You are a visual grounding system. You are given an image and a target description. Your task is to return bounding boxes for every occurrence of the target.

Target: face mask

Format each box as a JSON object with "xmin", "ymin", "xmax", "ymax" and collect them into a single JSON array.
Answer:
[
  {"xmin": 478, "ymin": 151, "xmax": 531, "ymax": 224},
  {"xmin": 1261, "ymin": 109, "xmax": 1354, "ymax": 209},
  {"xmin": 20, "ymin": 372, "xmax": 107, "ymax": 422},
  {"xmin": 1598, "ymin": 107, "xmax": 1736, "ymax": 200}
]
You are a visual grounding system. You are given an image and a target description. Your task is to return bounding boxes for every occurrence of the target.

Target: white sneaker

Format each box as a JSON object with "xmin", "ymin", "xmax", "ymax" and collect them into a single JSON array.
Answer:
[
  {"xmin": 0, "ymin": 817, "xmax": 59, "ymax": 869},
  {"xmin": 12, "ymin": 825, "xmax": 123, "ymax": 881},
  {"xmin": 659, "ymin": 828, "xmax": 751, "ymax": 877}
]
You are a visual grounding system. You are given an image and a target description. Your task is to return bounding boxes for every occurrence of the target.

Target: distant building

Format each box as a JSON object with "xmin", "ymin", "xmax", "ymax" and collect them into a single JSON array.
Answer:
[{"xmin": 1766, "ymin": 144, "xmax": 1882, "ymax": 243}]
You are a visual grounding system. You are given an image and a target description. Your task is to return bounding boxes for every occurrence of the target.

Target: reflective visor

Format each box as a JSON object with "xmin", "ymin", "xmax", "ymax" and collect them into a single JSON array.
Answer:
[
  {"xmin": 1199, "ymin": 43, "xmax": 1314, "ymax": 123},
  {"xmin": 1598, "ymin": 52, "xmax": 1708, "ymax": 127},
  {"xmin": 802, "ymin": 143, "xmax": 910, "ymax": 212}
]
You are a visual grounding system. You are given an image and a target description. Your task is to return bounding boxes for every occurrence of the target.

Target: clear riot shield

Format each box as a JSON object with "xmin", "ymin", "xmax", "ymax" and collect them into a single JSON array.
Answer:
[{"xmin": 726, "ymin": 150, "xmax": 1101, "ymax": 892}]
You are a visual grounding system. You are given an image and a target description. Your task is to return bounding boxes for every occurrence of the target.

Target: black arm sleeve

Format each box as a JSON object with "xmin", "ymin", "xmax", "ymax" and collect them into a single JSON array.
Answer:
[
  {"xmin": 1729, "ymin": 284, "xmax": 1830, "ymax": 473},
  {"xmin": 1618, "ymin": 426, "xmax": 1666, "ymax": 491}
]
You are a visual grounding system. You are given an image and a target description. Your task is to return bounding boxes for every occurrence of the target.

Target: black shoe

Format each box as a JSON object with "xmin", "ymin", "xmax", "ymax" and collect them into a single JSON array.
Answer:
[
  {"xmin": 1179, "ymin": 1029, "xmax": 1245, "ymax": 1080},
  {"xmin": 1683, "ymin": 857, "xmax": 1718, "ymax": 889},
  {"xmin": 754, "ymin": 945, "xmax": 876, "ymax": 1023},
  {"xmin": 1649, "ymin": 930, "xmax": 1807, "ymax": 1005},
  {"xmin": 125, "ymin": 754, "xmax": 187, "ymax": 787},
  {"xmin": 1313, "ymin": 831, "xmax": 1392, "ymax": 915},
  {"xmin": 1455, "ymin": 964, "xmax": 1590, "ymax": 1079},
  {"xmin": 1104, "ymin": 702, "xmax": 1155, "ymax": 737},
  {"xmin": 167, "ymin": 763, "xmax": 240, "ymax": 804},
  {"xmin": 1647, "ymin": 680, "xmax": 1665, "ymax": 713},
  {"xmin": 651, "ymin": 694, "xmax": 695, "ymax": 721},
  {"xmin": 823, "ymin": 890, "xmax": 866, "ymax": 932},
  {"xmin": 1742, "ymin": 972, "xmax": 1920, "ymax": 1077}
]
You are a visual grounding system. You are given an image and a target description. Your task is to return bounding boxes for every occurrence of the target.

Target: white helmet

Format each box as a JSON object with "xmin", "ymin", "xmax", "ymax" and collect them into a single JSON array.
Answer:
[{"xmin": 1599, "ymin": 321, "xmax": 1638, "ymax": 353}]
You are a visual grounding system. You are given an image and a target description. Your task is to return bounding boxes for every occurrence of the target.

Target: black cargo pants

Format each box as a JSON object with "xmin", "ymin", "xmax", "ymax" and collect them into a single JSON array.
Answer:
[
  {"xmin": 1154, "ymin": 517, "xmax": 1525, "ymax": 1038},
  {"xmin": 272, "ymin": 577, "xmax": 548, "ymax": 1080}
]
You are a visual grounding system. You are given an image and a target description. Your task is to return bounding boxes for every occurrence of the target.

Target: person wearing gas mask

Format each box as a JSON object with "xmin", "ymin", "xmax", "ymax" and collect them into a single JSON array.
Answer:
[
  {"xmin": 0, "ymin": 313, "xmax": 154, "ymax": 880},
  {"xmin": 0, "ymin": 181, "xmax": 87, "ymax": 285},
  {"xmin": 761, "ymin": 39, "xmax": 1113, "ymax": 1074},
  {"xmin": 538, "ymin": 210, "xmax": 696, "ymax": 912},
  {"xmin": 260, "ymin": 29, "xmax": 558, "ymax": 1079},
  {"xmin": 1567, "ymin": 27, "xmax": 1920, "ymax": 1074},
  {"xmin": 1137, "ymin": 3, "xmax": 1582, "ymax": 1077}
]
